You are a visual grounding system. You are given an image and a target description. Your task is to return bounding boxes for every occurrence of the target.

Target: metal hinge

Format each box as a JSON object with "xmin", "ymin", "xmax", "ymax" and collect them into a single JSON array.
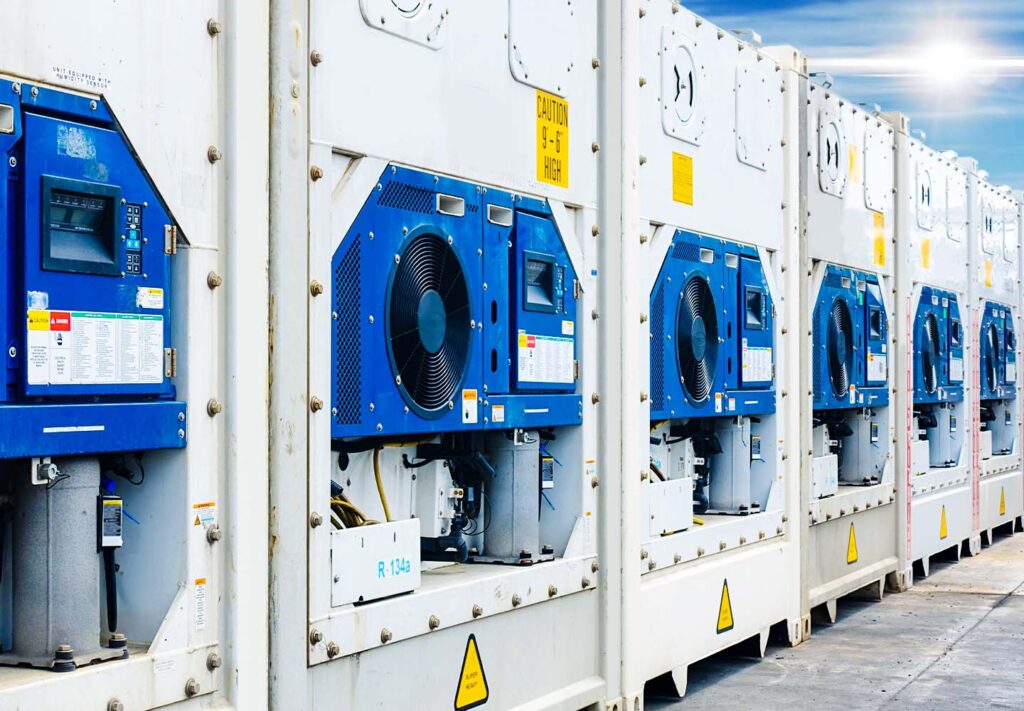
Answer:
[
  {"xmin": 574, "ymin": 360, "xmax": 580, "ymax": 381},
  {"xmin": 573, "ymin": 279, "xmax": 580, "ymax": 299},
  {"xmin": 164, "ymin": 348, "xmax": 177, "ymax": 378},
  {"xmin": 164, "ymin": 224, "xmax": 178, "ymax": 255}
]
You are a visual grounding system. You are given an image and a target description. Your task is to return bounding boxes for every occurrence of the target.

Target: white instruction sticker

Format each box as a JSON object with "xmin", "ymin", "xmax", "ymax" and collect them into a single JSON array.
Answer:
[
  {"xmin": 561, "ymin": 320, "xmax": 575, "ymax": 336},
  {"xmin": 867, "ymin": 351, "xmax": 887, "ymax": 382},
  {"xmin": 949, "ymin": 356, "xmax": 964, "ymax": 383},
  {"xmin": 194, "ymin": 578, "xmax": 208, "ymax": 631},
  {"xmin": 26, "ymin": 310, "xmax": 164, "ymax": 386},
  {"xmin": 136, "ymin": 287, "xmax": 165, "ymax": 310},
  {"xmin": 741, "ymin": 340, "xmax": 773, "ymax": 382},
  {"xmin": 462, "ymin": 389, "xmax": 479, "ymax": 424},
  {"xmin": 517, "ymin": 331, "xmax": 574, "ymax": 384},
  {"xmin": 1008, "ymin": 362, "xmax": 1017, "ymax": 383}
]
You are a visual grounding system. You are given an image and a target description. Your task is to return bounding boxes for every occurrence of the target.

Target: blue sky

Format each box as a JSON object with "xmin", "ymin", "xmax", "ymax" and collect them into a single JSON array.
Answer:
[{"xmin": 688, "ymin": 0, "xmax": 1024, "ymax": 188}]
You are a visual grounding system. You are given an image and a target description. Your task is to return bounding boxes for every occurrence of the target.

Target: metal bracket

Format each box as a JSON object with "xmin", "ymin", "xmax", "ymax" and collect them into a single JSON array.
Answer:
[{"xmin": 30, "ymin": 457, "xmax": 60, "ymax": 485}]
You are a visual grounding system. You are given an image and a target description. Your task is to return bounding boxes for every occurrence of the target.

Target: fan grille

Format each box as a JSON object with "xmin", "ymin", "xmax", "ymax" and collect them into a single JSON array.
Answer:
[
  {"xmin": 387, "ymin": 232, "xmax": 472, "ymax": 415},
  {"xmin": 827, "ymin": 296, "xmax": 853, "ymax": 398},
  {"xmin": 676, "ymin": 276, "xmax": 718, "ymax": 403},
  {"xmin": 921, "ymin": 312, "xmax": 940, "ymax": 394},
  {"xmin": 651, "ymin": 283, "xmax": 666, "ymax": 411}
]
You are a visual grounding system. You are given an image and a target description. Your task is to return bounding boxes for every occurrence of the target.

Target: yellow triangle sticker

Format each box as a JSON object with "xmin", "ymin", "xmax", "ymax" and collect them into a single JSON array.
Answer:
[
  {"xmin": 846, "ymin": 522, "xmax": 858, "ymax": 564},
  {"xmin": 716, "ymin": 579, "xmax": 734, "ymax": 634},
  {"xmin": 454, "ymin": 634, "xmax": 489, "ymax": 710},
  {"xmin": 939, "ymin": 505, "xmax": 948, "ymax": 540},
  {"xmin": 1000, "ymin": 488, "xmax": 1007, "ymax": 516},
  {"xmin": 194, "ymin": 515, "xmax": 202, "ymax": 526}
]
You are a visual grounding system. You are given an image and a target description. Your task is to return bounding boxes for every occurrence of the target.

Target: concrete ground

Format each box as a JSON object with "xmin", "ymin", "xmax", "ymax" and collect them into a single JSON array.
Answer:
[{"xmin": 646, "ymin": 526, "xmax": 1024, "ymax": 710}]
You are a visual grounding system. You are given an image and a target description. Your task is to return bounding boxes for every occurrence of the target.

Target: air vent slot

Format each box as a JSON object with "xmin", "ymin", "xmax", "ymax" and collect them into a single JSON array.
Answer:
[
  {"xmin": 436, "ymin": 193, "xmax": 465, "ymax": 217},
  {"xmin": 487, "ymin": 204, "xmax": 513, "ymax": 226}
]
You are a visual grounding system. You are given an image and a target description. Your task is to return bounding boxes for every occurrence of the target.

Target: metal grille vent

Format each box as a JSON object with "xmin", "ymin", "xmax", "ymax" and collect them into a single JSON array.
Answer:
[
  {"xmin": 651, "ymin": 283, "xmax": 666, "ymax": 410},
  {"xmin": 671, "ymin": 241, "xmax": 701, "ymax": 262},
  {"xmin": 376, "ymin": 181, "xmax": 436, "ymax": 214},
  {"xmin": 812, "ymin": 308, "xmax": 822, "ymax": 398},
  {"xmin": 334, "ymin": 237, "xmax": 363, "ymax": 425}
]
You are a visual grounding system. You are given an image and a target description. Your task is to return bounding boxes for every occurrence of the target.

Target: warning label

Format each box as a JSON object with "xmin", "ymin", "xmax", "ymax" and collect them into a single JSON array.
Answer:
[
  {"xmin": 1000, "ymin": 487, "xmax": 1007, "ymax": 516},
  {"xmin": 192, "ymin": 501, "xmax": 217, "ymax": 527},
  {"xmin": 867, "ymin": 351, "xmax": 887, "ymax": 382},
  {"xmin": 846, "ymin": 523, "xmax": 858, "ymax": 564},
  {"xmin": 939, "ymin": 505, "xmax": 948, "ymax": 539},
  {"xmin": 716, "ymin": 579, "xmax": 734, "ymax": 634},
  {"xmin": 26, "ymin": 310, "xmax": 163, "ymax": 386},
  {"xmin": 741, "ymin": 341, "xmax": 772, "ymax": 383},
  {"xmin": 536, "ymin": 90, "xmax": 569, "ymax": 188},
  {"xmin": 872, "ymin": 212, "xmax": 886, "ymax": 267},
  {"xmin": 194, "ymin": 578, "xmax": 208, "ymax": 632},
  {"xmin": 454, "ymin": 634, "xmax": 489, "ymax": 710},
  {"xmin": 949, "ymin": 356, "xmax": 964, "ymax": 383},
  {"xmin": 517, "ymin": 332, "xmax": 574, "ymax": 384},
  {"xmin": 672, "ymin": 152, "xmax": 694, "ymax": 205}
]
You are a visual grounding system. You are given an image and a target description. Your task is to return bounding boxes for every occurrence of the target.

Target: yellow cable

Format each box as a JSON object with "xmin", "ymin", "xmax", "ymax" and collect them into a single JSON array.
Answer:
[
  {"xmin": 692, "ymin": 517, "xmax": 705, "ymax": 526},
  {"xmin": 373, "ymin": 447, "xmax": 392, "ymax": 522}
]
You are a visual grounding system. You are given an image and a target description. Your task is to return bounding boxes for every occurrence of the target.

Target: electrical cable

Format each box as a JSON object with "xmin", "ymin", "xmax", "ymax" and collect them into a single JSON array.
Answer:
[
  {"xmin": 372, "ymin": 447, "xmax": 392, "ymax": 522},
  {"xmin": 103, "ymin": 548, "xmax": 118, "ymax": 633}
]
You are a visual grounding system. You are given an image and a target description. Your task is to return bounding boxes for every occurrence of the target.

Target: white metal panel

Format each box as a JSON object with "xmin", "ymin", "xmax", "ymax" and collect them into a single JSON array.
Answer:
[
  {"xmin": 358, "ymin": 0, "xmax": 449, "ymax": 49},
  {"xmin": 806, "ymin": 84, "xmax": 895, "ymax": 276},
  {"xmin": 639, "ymin": 5, "xmax": 784, "ymax": 252},
  {"xmin": 309, "ymin": 0, "xmax": 598, "ymax": 208},
  {"xmin": 508, "ymin": 0, "xmax": 577, "ymax": 96},
  {"xmin": 331, "ymin": 519, "xmax": 422, "ymax": 606}
]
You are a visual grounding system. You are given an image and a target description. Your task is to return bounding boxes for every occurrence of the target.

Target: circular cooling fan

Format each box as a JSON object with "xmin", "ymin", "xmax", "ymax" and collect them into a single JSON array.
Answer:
[
  {"xmin": 676, "ymin": 276, "xmax": 718, "ymax": 403},
  {"xmin": 984, "ymin": 322, "xmax": 1000, "ymax": 392},
  {"xmin": 387, "ymin": 232, "xmax": 471, "ymax": 416},
  {"xmin": 921, "ymin": 312, "xmax": 940, "ymax": 394},
  {"xmin": 827, "ymin": 296, "xmax": 854, "ymax": 398}
]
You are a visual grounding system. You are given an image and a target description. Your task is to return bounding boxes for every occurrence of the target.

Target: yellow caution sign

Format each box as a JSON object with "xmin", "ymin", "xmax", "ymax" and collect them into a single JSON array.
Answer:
[
  {"xmin": 1000, "ymin": 487, "xmax": 1006, "ymax": 516},
  {"xmin": 454, "ymin": 634, "xmax": 489, "ymax": 710},
  {"xmin": 939, "ymin": 505, "xmax": 948, "ymax": 540},
  {"xmin": 716, "ymin": 579, "xmax": 734, "ymax": 634},
  {"xmin": 848, "ymin": 144, "xmax": 861, "ymax": 183},
  {"xmin": 846, "ymin": 522, "xmax": 859, "ymax": 564},
  {"xmin": 872, "ymin": 212, "xmax": 886, "ymax": 267},
  {"xmin": 535, "ymin": 90, "xmax": 569, "ymax": 188}
]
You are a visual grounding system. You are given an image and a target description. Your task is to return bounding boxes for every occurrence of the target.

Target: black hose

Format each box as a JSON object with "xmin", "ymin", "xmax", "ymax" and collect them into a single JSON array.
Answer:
[{"xmin": 103, "ymin": 548, "xmax": 118, "ymax": 633}]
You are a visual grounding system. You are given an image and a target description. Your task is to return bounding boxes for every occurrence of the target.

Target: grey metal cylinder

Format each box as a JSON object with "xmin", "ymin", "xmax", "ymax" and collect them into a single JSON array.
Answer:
[{"xmin": 12, "ymin": 458, "xmax": 100, "ymax": 660}]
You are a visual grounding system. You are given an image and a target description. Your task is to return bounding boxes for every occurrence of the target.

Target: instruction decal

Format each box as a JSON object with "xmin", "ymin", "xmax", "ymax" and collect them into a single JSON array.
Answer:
[
  {"xmin": 454, "ymin": 634, "xmax": 489, "ymax": 710},
  {"xmin": 26, "ymin": 309, "xmax": 164, "ymax": 386},
  {"xmin": 536, "ymin": 90, "xmax": 569, "ymax": 188},
  {"xmin": 672, "ymin": 152, "xmax": 694, "ymax": 206},
  {"xmin": 716, "ymin": 579, "xmax": 734, "ymax": 634},
  {"xmin": 517, "ymin": 332, "xmax": 574, "ymax": 384},
  {"xmin": 846, "ymin": 522, "xmax": 858, "ymax": 565},
  {"xmin": 1000, "ymin": 487, "xmax": 1006, "ymax": 516},
  {"xmin": 194, "ymin": 578, "xmax": 208, "ymax": 631},
  {"xmin": 939, "ymin": 505, "xmax": 948, "ymax": 540}
]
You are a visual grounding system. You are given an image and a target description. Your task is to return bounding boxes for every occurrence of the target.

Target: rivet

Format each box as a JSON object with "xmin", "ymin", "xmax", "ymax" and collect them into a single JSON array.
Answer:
[
  {"xmin": 310, "ymin": 165, "xmax": 324, "ymax": 181},
  {"xmin": 380, "ymin": 628, "xmax": 392, "ymax": 643},
  {"xmin": 592, "ymin": 58, "xmax": 601, "ymax": 69},
  {"xmin": 310, "ymin": 50, "xmax": 323, "ymax": 66},
  {"xmin": 591, "ymin": 141, "xmax": 600, "ymax": 153},
  {"xmin": 207, "ymin": 399, "xmax": 222, "ymax": 417},
  {"xmin": 207, "ymin": 145, "xmax": 223, "ymax": 163},
  {"xmin": 207, "ymin": 271, "xmax": 223, "ymax": 289},
  {"xmin": 107, "ymin": 701, "xmax": 124, "ymax": 711},
  {"xmin": 207, "ymin": 18, "xmax": 222, "ymax": 35},
  {"xmin": 309, "ymin": 512, "xmax": 323, "ymax": 528},
  {"xmin": 581, "ymin": 576, "xmax": 591, "ymax": 588},
  {"xmin": 310, "ymin": 280, "xmax": 324, "ymax": 296},
  {"xmin": 591, "ymin": 560, "xmax": 600, "ymax": 573},
  {"xmin": 326, "ymin": 641, "xmax": 339, "ymax": 658},
  {"xmin": 511, "ymin": 594, "xmax": 522, "ymax": 607},
  {"xmin": 207, "ymin": 652, "xmax": 222, "ymax": 670},
  {"xmin": 185, "ymin": 678, "xmax": 200, "ymax": 698},
  {"xmin": 548, "ymin": 584, "xmax": 558, "ymax": 597},
  {"xmin": 472, "ymin": 604, "xmax": 483, "ymax": 618},
  {"xmin": 310, "ymin": 396, "xmax": 324, "ymax": 412},
  {"xmin": 591, "ymin": 393, "xmax": 600, "ymax": 404},
  {"xmin": 428, "ymin": 615, "xmax": 440, "ymax": 630}
]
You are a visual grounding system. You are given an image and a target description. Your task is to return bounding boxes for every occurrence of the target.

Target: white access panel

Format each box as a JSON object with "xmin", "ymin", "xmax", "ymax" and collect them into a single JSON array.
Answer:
[
  {"xmin": 806, "ymin": 83, "xmax": 895, "ymax": 277},
  {"xmin": 0, "ymin": 4, "xmax": 269, "ymax": 711},
  {"xmin": 309, "ymin": 1, "xmax": 598, "ymax": 210},
  {"xmin": 638, "ymin": 3, "xmax": 785, "ymax": 253}
]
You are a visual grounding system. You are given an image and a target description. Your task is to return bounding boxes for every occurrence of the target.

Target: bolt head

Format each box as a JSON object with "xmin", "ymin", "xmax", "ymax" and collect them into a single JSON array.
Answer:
[
  {"xmin": 207, "ymin": 652, "xmax": 222, "ymax": 670},
  {"xmin": 309, "ymin": 628, "xmax": 324, "ymax": 645},
  {"xmin": 207, "ymin": 271, "xmax": 223, "ymax": 289},
  {"xmin": 310, "ymin": 50, "xmax": 323, "ymax": 66},
  {"xmin": 185, "ymin": 678, "xmax": 200, "ymax": 697},
  {"xmin": 327, "ymin": 641, "xmax": 339, "ymax": 658},
  {"xmin": 380, "ymin": 628, "xmax": 393, "ymax": 643}
]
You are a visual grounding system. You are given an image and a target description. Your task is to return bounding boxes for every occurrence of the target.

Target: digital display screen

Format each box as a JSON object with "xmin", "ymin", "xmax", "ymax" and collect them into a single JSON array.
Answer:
[
  {"xmin": 41, "ymin": 177, "xmax": 121, "ymax": 276},
  {"xmin": 49, "ymin": 189, "xmax": 111, "ymax": 235},
  {"xmin": 744, "ymin": 287, "xmax": 764, "ymax": 329},
  {"xmin": 525, "ymin": 254, "xmax": 556, "ymax": 311}
]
